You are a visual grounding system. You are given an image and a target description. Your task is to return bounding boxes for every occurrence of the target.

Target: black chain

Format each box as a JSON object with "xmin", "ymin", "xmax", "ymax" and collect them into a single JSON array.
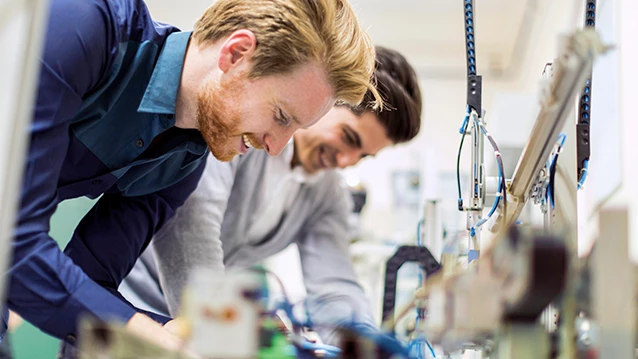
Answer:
[
  {"xmin": 464, "ymin": 0, "xmax": 476, "ymax": 77},
  {"xmin": 464, "ymin": 0, "xmax": 482, "ymax": 114},
  {"xmin": 577, "ymin": 0, "xmax": 596, "ymax": 180}
]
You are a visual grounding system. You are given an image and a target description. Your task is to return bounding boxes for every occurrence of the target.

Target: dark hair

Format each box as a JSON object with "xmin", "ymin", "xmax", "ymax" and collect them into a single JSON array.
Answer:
[{"xmin": 346, "ymin": 46, "xmax": 422, "ymax": 144}]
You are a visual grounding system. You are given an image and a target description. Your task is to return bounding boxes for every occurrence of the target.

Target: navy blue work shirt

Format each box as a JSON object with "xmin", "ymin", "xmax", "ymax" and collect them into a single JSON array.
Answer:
[{"xmin": 6, "ymin": 0, "xmax": 209, "ymax": 339}]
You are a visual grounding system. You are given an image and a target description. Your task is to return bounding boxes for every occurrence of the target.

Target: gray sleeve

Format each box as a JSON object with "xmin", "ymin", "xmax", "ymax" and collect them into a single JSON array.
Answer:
[
  {"xmin": 297, "ymin": 176, "xmax": 377, "ymax": 346},
  {"xmin": 151, "ymin": 153, "xmax": 237, "ymax": 316},
  {"xmin": 119, "ymin": 249, "xmax": 171, "ymax": 317}
]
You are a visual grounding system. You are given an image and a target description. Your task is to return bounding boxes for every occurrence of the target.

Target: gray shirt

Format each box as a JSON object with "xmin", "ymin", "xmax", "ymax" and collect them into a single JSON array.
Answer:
[{"xmin": 120, "ymin": 148, "xmax": 376, "ymax": 344}]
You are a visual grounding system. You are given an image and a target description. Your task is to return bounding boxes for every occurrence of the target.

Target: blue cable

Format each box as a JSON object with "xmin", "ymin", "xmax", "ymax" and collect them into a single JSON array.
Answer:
[
  {"xmin": 408, "ymin": 338, "xmax": 421, "ymax": 358},
  {"xmin": 548, "ymin": 160, "xmax": 556, "ymax": 209},
  {"xmin": 459, "ymin": 114, "xmax": 469, "ymax": 134},
  {"xmin": 367, "ymin": 332, "xmax": 412, "ymax": 357},
  {"xmin": 578, "ymin": 159, "xmax": 589, "ymax": 190},
  {"xmin": 268, "ymin": 269, "xmax": 414, "ymax": 358},
  {"xmin": 298, "ymin": 340, "xmax": 341, "ymax": 358},
  {"xmin": 471, "ymin": 167, "xmax": 502, "ymax": 229},
  {"xmin": 547, "ymin": 133, "xmax": 567, "ymax": 208},
  {"xmin": 459, "ymin": 106, "xmax": 470, "ymax": 134},
  {"xmin": 468, "ymin": 121, "xmax": 504, "ymax": 236},
  {"xmin": 269, "ymin": 286, "xmax": 344, "ymax": 358},
  {"xmin": 292, "ymin": 296, "xmax": 414, "ymax": 358},
  {"xmin": 457, "ymin": 109, "xmax": 471, "ymax": 209},
  {"xmin": 408, "ymin": 334, "xmax": 436, "ymax": 358},
  {"xmin": 457, "ymin": 106, "xmax": 473, "ymax": 208},
  {"xmin": 557, "ymin": 132, "xmax": 567, "ymax": 147},
  {"xmin": 424, "ymin": 338, "xmax": 436, "ymax": 357},
  {"xmin": 409, "ymin": 320, "xmax": 422, "ymax": 359}
]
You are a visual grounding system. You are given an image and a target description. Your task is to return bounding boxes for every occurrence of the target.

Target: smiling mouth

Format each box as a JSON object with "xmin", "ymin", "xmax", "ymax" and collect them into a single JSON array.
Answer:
[
  {"xmin": 242, "ymin": 134, "xmax": 254, "ymax": 149},
  {"xmin": 318, "ymin": 145, "xmax": 335, "ymax": 169}
]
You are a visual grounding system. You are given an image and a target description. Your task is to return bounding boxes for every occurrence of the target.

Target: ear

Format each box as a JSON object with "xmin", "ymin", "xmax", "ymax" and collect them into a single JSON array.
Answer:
[{"xmin": 217, "ymin": 29, "xmax": 257, "ymax": 73}]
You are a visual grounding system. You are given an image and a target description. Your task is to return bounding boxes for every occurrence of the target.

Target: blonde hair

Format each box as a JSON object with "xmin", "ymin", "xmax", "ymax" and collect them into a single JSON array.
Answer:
[{"xmin": 192, "ymin": 0, "xmax": 381, "ymax": 107}]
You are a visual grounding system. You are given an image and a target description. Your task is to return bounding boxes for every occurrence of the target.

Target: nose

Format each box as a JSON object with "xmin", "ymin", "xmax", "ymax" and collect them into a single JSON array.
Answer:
[
  {"xmin": 263, "ymin": 127, "xmax": 296, "ymax": 156},
  {"xmin": 336, "ymin": 151, "xmax": 360, "ymax": 169}
]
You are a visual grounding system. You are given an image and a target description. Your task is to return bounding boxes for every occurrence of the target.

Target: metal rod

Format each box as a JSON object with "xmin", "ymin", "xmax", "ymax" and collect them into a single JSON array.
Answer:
[
  {"xmin": 501, "ymin": 30, "xmax": 607, "ymax": 228},
  {"xmin": 0, "ymin": 0, "xmax": 50, "ymax": 305}
]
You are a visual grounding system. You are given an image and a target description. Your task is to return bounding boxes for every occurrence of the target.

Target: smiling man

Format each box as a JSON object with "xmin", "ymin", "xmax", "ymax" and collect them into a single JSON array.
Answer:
[
  {"xmin": 7, "ymin": 0, "xmax": 378, "ymax": 351},
  {"xmin": 120, "ymin": 47, "xmax": 423, "ymax": 345}
]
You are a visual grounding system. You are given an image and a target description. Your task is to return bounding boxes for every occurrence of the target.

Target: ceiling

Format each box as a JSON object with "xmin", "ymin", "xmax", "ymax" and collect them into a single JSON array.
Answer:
[
  {"xmin": 347, "ymin": 0, "xmax": 540, "ymax": 79},
  {"xmin": 145, "ymin": 0, "xmax": 542, "ymax": 80}
]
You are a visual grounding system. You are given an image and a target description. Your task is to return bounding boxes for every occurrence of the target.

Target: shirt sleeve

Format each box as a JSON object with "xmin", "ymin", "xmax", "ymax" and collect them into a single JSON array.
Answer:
[
  {"xmin": 63, "ymin": 159, "xmax": 206, "ymax": 296},
  {"xmin": 296, "ymin": 175, "xmax": 377, "ymax": 346},
  {"xmin": 151, "ymin": 154, "xmax": 238, "ymax": 316},
  {"xmin": 7, "ymin": 0, "xmax": 138, "ymax": 339}
]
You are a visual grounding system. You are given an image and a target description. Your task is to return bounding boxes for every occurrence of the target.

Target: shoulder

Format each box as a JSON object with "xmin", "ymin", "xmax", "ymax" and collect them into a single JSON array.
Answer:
[
  {"xmin": 43, "ymin": 0, "xmax": 179, "ymax": 92},
  {"xmin": 306, "ymin": 170, "xmax": 353, "ymax": 212},
  {"xmin": 104, "ymin": 0, "xmax": 179, "ymax": 44},
  {"xmin": 51, "ymin": 0, "xmax": 179, "ymax": 51},
  {"xmin": 310, "ymin": 170, "xmax": 346, "ymax": 194}
]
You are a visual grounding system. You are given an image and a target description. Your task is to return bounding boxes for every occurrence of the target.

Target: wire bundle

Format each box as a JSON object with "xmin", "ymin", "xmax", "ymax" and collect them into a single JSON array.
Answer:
[
  {"xmin": 250, "ymin": 267, "xmax": 415, "ymax": 358},
  {"xmin": 456, "ymin": 108, "xmax": 507, "ymax": 237}
]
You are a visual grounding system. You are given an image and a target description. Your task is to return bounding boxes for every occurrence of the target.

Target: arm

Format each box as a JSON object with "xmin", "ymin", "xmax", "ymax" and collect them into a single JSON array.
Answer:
[
  {"xmin": 7, "ymin": 0, "xmax": 137, "ymax": 338},
  {"xmin": 151, "ymin": 154, "xmax": 238, "ymax": 316},
  {"xmin": 63, "ymin": 160, "xmax": 206, "ymax": 320},
  {"xmin": 64, "ymin": 160, "xmax": 206, "ymax": 290},
  {"xmin": 297, "ymin": 176, "xmax": 377, "ymax": 346}
]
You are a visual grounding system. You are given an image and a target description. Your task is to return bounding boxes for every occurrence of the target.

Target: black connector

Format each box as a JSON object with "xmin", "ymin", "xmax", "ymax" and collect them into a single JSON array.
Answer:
[{"xmin": 467, "ymin": 75, "xmax": 482, "ymax": 115}]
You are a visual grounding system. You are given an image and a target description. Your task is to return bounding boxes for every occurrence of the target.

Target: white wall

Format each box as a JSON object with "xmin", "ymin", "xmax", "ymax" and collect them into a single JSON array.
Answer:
[
  {"xmin": 601, "ymin": 0, "xmax": 638, "ymax": 261},
  {"xmin": 143, "ymin": 0, "xmax": 210, "ymax": 30}
]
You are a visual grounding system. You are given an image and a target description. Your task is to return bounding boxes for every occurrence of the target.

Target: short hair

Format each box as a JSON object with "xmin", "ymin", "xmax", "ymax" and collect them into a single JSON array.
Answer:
[
  {"xmin": 347, "ymin": 46, "xmax": 422, "ymax": 144},
  {"xmin": 192, "ymin": 0, "xmax": 381, "ymax": 107}
]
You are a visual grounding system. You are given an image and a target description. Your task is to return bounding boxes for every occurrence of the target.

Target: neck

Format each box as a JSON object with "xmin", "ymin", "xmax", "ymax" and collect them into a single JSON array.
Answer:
[
  {"xmin": 175, "ymin": 39, "xmax": 218, "ymax": 129},
  {"xmin": 174, "ymin": 88, "xmax": 197, "ymax": 129},
  {"xmin": 290, "ymin": 138, "xmax": 301, "ymax": 169}
]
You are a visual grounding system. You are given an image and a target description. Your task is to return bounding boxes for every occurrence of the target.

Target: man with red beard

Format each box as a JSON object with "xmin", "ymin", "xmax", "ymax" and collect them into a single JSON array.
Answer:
[
  {"xmin": 120, "ymin": 47, "xmax": 423, "ymax": 345},
  {"xmin": 6, "ymin": 0, "xmax": 379, "ymax": 351}
]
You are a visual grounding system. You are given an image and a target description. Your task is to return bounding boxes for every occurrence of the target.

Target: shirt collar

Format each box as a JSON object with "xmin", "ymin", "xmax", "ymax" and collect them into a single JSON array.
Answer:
[
  {"xmin": 280, "ymin": 138, "xmax": 296, "ymax": 165},
  {"xmin": 138, "ymin": 31, "xmax": 192, "ymax": 116}
]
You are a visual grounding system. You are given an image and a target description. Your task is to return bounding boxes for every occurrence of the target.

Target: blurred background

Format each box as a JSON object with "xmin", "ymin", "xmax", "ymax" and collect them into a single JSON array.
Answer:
[{"xmin": 6, "ymin": 0, "xmax": 628, "ymax": 357}]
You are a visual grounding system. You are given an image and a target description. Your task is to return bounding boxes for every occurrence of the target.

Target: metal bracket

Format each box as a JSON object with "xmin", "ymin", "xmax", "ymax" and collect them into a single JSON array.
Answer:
[{"xmin": 467, "ymin": 75, "xmax": 483, "ymax": 115}]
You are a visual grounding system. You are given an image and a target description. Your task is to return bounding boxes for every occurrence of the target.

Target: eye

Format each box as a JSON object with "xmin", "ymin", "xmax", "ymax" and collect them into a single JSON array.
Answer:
[
  {"xmin": 342, "ymin": 128, "xmax": 356, "ymax": 146},
  {"xmin": 274, "ymin": 107, "xmax": 291, "ymax": 127}
]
